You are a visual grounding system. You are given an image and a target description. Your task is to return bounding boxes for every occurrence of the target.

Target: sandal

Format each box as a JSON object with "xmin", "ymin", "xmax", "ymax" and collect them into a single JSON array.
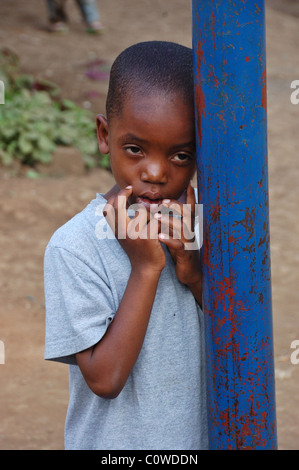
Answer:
[
  {"xmin": 49, "ymin": 21, "xmax": 68, "ymax": 33},
  {"xmin": 86, "ymin": 21, "xmax": 104, "ymax": 34}
]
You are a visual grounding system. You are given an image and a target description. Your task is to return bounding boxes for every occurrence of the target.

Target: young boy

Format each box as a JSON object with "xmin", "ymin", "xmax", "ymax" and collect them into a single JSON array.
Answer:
[{"xmin": 44, "ymin": 41, "xmax": 208, "ymax": 450}]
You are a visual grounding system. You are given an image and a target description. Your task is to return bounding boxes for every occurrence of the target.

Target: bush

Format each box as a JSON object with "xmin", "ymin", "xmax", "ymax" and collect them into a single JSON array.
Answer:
[{"xmin": 0, "ymin": 47, "xmax": 109, "ymax": 170}]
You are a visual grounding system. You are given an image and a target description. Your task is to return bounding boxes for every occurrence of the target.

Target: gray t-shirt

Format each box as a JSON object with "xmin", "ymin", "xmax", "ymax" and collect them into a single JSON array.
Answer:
[{"xmin": 44, "ymin": 194, "xmax": 208, "ymax": 450}]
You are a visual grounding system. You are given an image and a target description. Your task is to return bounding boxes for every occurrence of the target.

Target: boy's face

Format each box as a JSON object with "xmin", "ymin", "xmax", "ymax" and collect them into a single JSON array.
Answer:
[{"xmin": 97, "ymin": 90, "xmax": 196, "ymax": 209}]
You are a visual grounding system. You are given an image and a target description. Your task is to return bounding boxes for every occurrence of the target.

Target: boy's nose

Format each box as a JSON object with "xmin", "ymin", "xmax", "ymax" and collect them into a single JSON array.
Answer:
[{"xmin": 140, "ymin": 161, "xmax": 168, "ymax": 184}]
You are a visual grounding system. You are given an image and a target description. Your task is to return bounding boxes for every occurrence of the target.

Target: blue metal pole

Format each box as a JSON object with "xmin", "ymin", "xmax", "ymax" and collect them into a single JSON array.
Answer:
[{"xmin": 192, "ymin": 0, "xmax": 277, "ymax": 449}]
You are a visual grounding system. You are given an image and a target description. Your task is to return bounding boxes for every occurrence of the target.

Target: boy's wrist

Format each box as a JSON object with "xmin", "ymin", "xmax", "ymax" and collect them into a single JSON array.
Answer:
[
  {"xmin": 186, "ymin": 277, "xmax": 201, "ymax": 292},
  {"xmin": 186, "ymin": 277, "xmax": 202, "ymax": 307},
  {"xmin": 131, "ymin": 264, "xmax": 163, "ymax": 279}
]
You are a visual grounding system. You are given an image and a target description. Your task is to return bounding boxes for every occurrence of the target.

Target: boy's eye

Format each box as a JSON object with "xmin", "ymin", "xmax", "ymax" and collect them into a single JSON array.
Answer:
[
  {"xmin": 172, "ymin": 153, "xmax": 193, "ymax": 163},
  {"xmin": 124, "ymin": 146, "xmax": 142, "ymax": 156}
]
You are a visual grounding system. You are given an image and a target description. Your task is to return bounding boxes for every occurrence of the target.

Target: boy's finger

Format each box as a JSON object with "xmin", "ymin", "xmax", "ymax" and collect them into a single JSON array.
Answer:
[
  {"xmin": 155, "ymin": 211, "xmax": 194, "ymax": 242},
  {"xmin": 104, "ymin": 186, "xmax": 133, "ymax": 238},
  {"xmin": 186, "ymin": 181, "xmax": 196, "ymax": 216},
  {"xmin": 160, "ymin": 199, "xmax": 182, "ymax": 215},
  {"xmin": 116, "ymin": 185, "xmax": 133, "ymax": 211},
  {"xmin": 114, "ymin": 186, "xmax": 134, "ymax": 238},
  {"xmin": 103, "ymin": 198, "xmax": 115, "ymax": 218},
  {"xmin": 127, "ymin": 206, "xmax": 149, "ymax": 239},
  {"xmin": 155, "ymin": 212, "xmax": 182, "ymax": 234},
  {"xmin": 103, "ymin": 200, "xmax": 117, "ymax": 235},
  {"xmin": 159, "ymin": 199, "xmax": 191, "ymax": 221},
  {"xmin": 158, "ymin": 233, "xmax": 185, "ymax": 251}
]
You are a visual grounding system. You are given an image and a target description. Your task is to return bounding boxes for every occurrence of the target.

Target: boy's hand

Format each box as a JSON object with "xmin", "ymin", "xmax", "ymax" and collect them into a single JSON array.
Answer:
[
  {"xmin": 154, "ymin": 182, "xmax": 202, "ymax": 304},
  {"xmin": 104, "ymin": 186, "xmax": 166, "ymax": 275}
]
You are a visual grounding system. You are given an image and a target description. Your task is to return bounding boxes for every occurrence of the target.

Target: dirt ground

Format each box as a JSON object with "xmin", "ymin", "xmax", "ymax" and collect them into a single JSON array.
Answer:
[{"xmin": 0, "ymin": 0, "xmax": 298, "ymax": 450}]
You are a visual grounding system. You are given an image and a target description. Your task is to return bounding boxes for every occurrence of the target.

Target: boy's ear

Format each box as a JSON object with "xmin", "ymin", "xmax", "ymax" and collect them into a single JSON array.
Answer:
[{"xmin": 96, "ymin": 114, "xmax": 109, "ymax": 154}]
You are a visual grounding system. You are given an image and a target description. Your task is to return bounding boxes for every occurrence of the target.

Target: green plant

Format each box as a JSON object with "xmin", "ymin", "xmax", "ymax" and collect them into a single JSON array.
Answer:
[{"xmin": 0, "ymin": 47, "xmax": 109, "ymax": 170}]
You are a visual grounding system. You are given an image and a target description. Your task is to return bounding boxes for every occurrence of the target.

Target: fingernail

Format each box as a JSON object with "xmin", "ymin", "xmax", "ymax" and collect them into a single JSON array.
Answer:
[
  {"xmin": 162, "ymin": 199, "xmax": 171, "ymax": 204},
  {"xmin": 125, "ymin": 185, "xmax": 132, "ymax": 189}
]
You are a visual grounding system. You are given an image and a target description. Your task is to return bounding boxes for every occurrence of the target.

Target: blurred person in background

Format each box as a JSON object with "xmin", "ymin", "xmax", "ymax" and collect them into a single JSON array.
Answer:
[{"xmin": 46, "ymin": 0, "xmax": 103, "ymax": 33}]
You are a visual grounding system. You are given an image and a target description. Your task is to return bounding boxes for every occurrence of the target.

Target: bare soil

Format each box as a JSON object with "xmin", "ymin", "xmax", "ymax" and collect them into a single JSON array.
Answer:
[{"xmin": 0, "ymin": 0, "xmax": 298, "ymax": 450}]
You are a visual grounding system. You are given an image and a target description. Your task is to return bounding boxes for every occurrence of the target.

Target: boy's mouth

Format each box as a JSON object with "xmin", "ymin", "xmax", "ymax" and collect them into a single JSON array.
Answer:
[
  {"xmin": 135, "ymin": 197, "xmax": 163, "ymax": 211},
  {"xmin": 135, "ymin": 192, "xmax": 164, "ymax": 211}
]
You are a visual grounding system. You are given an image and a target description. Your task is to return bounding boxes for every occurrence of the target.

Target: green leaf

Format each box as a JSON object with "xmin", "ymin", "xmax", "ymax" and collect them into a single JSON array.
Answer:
[
  {"xmin": 0, "ymin": 127, "xmax": 16, "ymax": 140},
  {"xmin": 26, "ymin": 169, "xmax": 41, "ymax": 179},
  {"xmin": 38, "ymin": 134, "xmax": 55, "ymax": 152},
  {"xmin": 99, "ymin": 153, "xmax": 110, "ymax": 168},
  {"xmin": 0, "ymin": 148, "xmax": 13, "ymax": 166},
  {"xmin": 61, "ymin": 99, "xmax": 77, "ymax": 110},
  {"xmin": 18, "ymin": 136, "xmax": 33, "ymax": 154},
  {"xmin": 35, "ymin": 152, "xmax": 53, "ymax": 164}
]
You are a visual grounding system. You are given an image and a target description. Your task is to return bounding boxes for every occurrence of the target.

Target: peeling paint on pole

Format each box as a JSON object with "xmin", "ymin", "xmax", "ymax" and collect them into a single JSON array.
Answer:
[{"xmin": 192, "ymin": 0, "xmax": 277, "ymax": 449}]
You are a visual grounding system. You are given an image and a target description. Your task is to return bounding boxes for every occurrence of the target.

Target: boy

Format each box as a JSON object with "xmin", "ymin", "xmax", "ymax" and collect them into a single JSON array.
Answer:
[{"xmin": 44, "ymin": 41, "xmax": 208, "ymax": 450}]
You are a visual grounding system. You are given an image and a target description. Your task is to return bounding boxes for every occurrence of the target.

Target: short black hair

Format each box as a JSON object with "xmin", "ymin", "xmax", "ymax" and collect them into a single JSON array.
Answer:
[{"xmin": 106, "ymin": 41, "xmax": 194, "ymax": 121}]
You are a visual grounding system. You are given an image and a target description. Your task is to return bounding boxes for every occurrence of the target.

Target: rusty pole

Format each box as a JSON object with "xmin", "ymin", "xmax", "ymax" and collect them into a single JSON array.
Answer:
[{"xmin": 192, "ymin": 0, "xmax": 277, "ymax": 449}]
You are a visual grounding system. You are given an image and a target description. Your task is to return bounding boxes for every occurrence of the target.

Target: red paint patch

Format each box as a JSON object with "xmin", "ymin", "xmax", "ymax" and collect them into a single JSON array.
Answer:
[
  {"xmin": 194, "ymin": 38, "xmax": 206, "ymax": 144},
  {"xmin": 260, "ymin": 66, "xmax": 267, "ymax": 110}
]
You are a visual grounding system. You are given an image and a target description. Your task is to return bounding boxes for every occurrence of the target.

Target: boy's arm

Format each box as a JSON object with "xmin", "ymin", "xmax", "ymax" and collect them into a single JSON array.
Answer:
[
  {"xmin": 76, "ymin": 186, "xmax": 165, "ymax": 399},
  {"xmin": 76, "ymin": 265, "xmax": 161, "ymax": 399}
]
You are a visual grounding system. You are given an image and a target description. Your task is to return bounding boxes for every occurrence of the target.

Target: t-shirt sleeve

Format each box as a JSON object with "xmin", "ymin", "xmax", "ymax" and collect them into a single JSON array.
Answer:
[{"xmin": 44, "ymin": 242, "xmax": 116, "ymax": 365}]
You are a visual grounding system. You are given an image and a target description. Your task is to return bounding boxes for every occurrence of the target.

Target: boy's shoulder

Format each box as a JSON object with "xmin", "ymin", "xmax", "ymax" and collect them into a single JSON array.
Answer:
[{"xmin": 47, "ymin": 193, "xmax": 106, "ymax": 254}]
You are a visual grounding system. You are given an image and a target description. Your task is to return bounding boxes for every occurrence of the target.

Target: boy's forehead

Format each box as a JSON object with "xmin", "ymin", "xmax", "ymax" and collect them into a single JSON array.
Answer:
[
  {"xmin": 107, "ymin": 90, "xmax": 195, "ymax": 149},
  {"xmin": 111, "ymin": 88, "xmax": 194, "ymax": 124}
]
